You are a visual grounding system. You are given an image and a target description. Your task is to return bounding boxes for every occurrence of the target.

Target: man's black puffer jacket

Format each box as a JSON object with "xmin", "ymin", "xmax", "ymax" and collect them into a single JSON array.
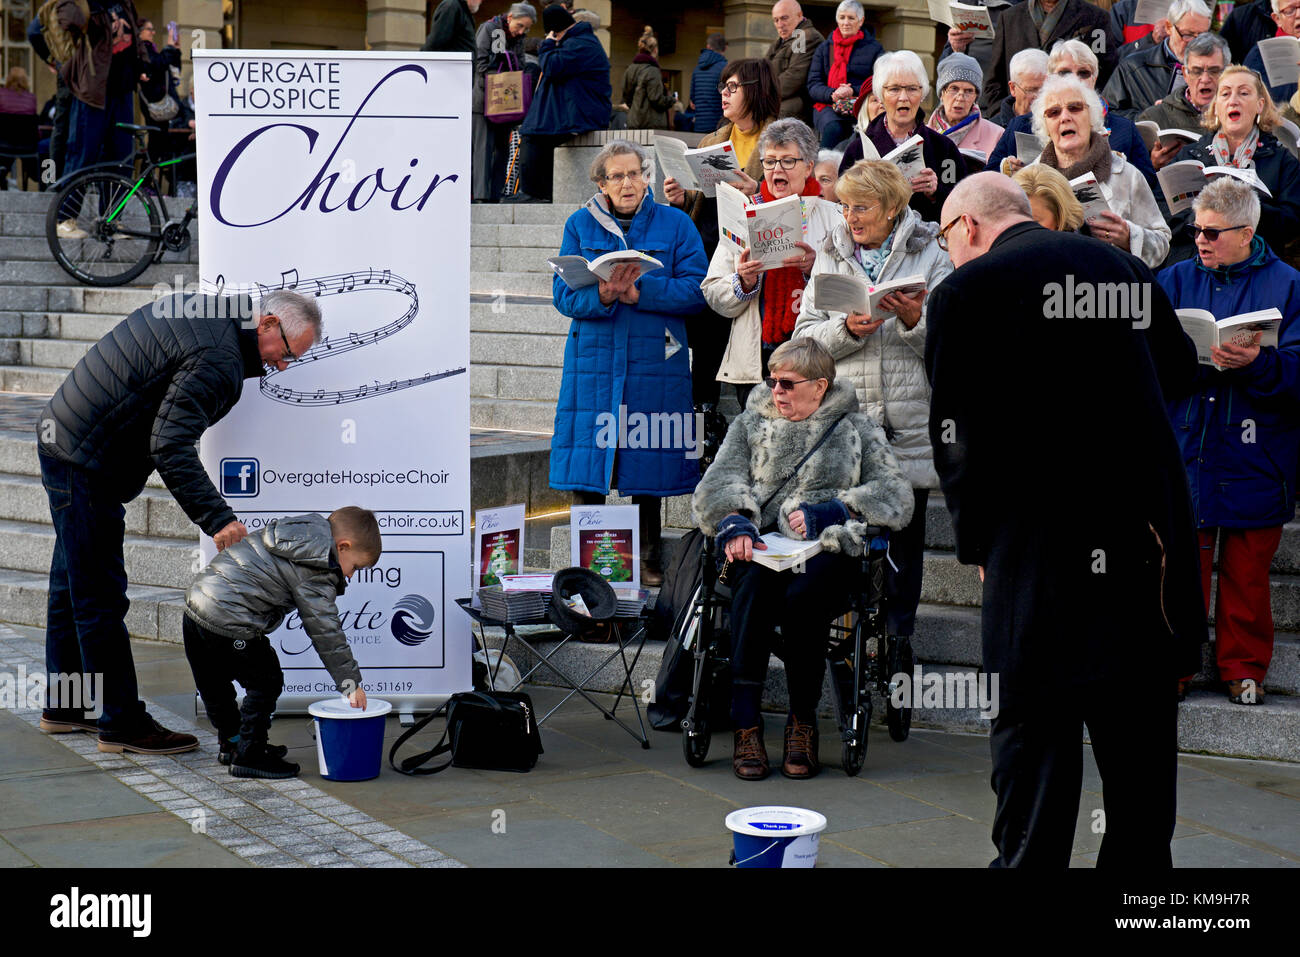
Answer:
[{"xmin": 37, "ymin": 293, "xmax": 265, "ymax": 536}]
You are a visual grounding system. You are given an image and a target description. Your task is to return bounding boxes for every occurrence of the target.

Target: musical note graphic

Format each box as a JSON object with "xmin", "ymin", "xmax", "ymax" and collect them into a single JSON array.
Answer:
[{"xmin": 194, "ymin": 265, "xmax": 469, "ymax": 407}]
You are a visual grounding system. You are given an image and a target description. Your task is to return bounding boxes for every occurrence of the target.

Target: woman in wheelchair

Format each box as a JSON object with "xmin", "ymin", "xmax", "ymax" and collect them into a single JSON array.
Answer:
[{"xmin": 691, "ymin": 338, "xmax": 913, "ymax": 780}]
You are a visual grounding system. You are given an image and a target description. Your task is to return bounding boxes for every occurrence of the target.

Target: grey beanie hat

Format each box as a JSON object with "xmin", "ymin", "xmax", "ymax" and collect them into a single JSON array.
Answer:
[{"xmin": 936, "ymin": 52, "xmax": 983, "ymax": 95}]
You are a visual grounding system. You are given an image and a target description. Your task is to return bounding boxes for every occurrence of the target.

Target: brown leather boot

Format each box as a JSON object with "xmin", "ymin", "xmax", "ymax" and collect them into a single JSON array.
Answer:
[
  {"xmin": 732, "ymin": 726, "xmax": 770, "ymax": 780},
  {"xmin": 782, "ymin": 717, "xmax": 820, "ymax": 779},
  {"xmin": 1227, "ymin": 679, "xmax": 1264, "ymax": 705}
]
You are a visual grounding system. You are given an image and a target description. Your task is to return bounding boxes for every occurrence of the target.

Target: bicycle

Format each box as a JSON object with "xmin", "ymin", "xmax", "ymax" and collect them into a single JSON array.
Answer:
[{"xmin": 45, "ymin": 122, "xmax": 196, "ymax": 287}]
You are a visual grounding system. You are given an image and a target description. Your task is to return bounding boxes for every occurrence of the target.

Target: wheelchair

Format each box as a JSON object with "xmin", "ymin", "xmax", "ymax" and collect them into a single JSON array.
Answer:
[{"xmin": 678, "ymin": 527, "xmax": 914, "ymax": 777}]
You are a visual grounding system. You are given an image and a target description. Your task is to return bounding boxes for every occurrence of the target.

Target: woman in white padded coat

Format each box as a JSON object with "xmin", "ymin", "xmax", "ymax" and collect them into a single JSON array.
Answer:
[{"xmin": 793, "ymin": 158, "xmax": 953, "ymax": 645}]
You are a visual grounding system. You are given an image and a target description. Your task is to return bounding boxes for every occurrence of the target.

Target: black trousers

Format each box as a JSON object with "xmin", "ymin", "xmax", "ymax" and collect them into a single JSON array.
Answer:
[
  {"xmin": 727, "ymin": 551, "xmax": 857, "ymax": 726},
  {"xmin": 183, "ymin": 616, "xmax": 284, "ymax": 746},
  {"xmin": 518, "ymin": 133, "xmax": 568, "ymax": 201},
  {"xmin": 989, "ymin": 683, "xmax": 1178, "ymax": 868},
  {"xmin": 690, "ymin": 308, "xmax": 732, "ymax": 407},
  {"xmin": 885, "ymin": 487, "xmax": 929, "ymax": 636}
]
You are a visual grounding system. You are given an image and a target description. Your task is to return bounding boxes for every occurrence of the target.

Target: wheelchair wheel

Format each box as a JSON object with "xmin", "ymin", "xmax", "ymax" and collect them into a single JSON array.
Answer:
[
  {"xmin": 682, "ymin": 714, "xmax": 711, "ymax": 766},
  {"xmin": 842, "ymin": 703, "xmax": 871, "ymax": 777},
  {"xmin": 885, "ymin": 636, "xmax": 914, "ymax": 742}
]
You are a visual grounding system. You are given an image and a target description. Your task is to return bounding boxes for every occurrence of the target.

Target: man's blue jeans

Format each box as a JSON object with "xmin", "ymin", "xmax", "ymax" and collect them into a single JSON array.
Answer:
[
  {"xmin": 39, "ymin": 451, "xmax": 146, "ymax": 732},
  {"xmin": 64, "ymin": 92, "xmax": 134, "ymax": 177}
]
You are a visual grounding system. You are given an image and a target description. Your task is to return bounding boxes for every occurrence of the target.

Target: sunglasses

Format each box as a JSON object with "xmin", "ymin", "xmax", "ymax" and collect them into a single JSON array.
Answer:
[
  {"xmin": 765, "ymin": 376, "xmax": 814, "ymax": 391},
  {"xmin": 1189, "ymin": 223, "xmax": 1249, "ymax": 241},
  {"xmin": 1042, "ymin": 102, "xmax": 1088, "ymax": 119}
]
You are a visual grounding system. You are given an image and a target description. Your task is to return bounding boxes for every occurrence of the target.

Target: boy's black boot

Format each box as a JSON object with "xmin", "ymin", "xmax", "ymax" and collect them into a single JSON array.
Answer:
[
  {"xmin": 218, "ymin": 735, "xmax": 288, "ymax": 766},
  {"xmin": 229, "ymin": 740, "xmax": 300, "ymax": 779}
]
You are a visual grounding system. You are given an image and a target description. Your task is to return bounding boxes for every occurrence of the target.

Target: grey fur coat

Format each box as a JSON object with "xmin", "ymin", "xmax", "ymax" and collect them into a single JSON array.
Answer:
[{"xmin": 692, "ymin": 378, "xmax": 914, "ymax": 555}]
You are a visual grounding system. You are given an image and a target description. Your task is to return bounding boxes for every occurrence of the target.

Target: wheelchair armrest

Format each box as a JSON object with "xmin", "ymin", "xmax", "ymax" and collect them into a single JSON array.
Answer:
[{"xmin": 859, "ymin": 526, "xmax": 886, "ymax": 539}]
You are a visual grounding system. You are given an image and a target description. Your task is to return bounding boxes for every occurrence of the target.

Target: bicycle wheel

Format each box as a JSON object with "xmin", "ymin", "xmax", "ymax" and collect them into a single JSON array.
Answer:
[
  {"xmin": 47, "ymin": 170, "xmax": 161, "ymax": 286},
  {"xmin": 885, "ymin": 636, "xmax": 915, "ymax": 742}
]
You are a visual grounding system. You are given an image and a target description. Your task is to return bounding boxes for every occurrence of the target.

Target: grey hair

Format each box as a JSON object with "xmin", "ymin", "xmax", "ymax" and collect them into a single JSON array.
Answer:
[
  {"xmin": 572, "ymin": 8, "xmax": 600, "ymax": 27},
  {"xmin": 1048, "ymin": 38, "xmax": 1099, "ymax": 76},
  {"xmin": 507, "ymin": 2, "xmax": 537, "ymax": 19},
  {"xmin": 1184, "ymin": 30, "xmax": 1230, "ymax": 63},
  {"xmin": 759, "ymin": 117, "xmax": 819, "ymax": 165},
  {"xmin": 1168, "ymin": 0, "xmax": 1212, "ymax": 24},
  {"xmin": 1193, "ymin": 176, "xmax": 1262, "ymax": 229},
  {"xmin": 817, "ymin": 148, "xmax": 844, "ymax": 167},
  {"xmin": 259, "ymin": 290, "xmax": 323, "ymax": 343},
  {"xmin": 836, "ymin": 0, "xmax": 865, "ymax": 19},
  {"xmin": 589, "ymin": 139, "xmax": 653, "ymax": 184},
  {"xmin": 1009, "ymin": 48, "xmax": 1049, "ymax": 84},
  {"xmin": 1031, "ymin": 73, "xmax": 1107, "ymax": 139},
  {"xmin": 873, "ymin": 50, "xmax": 930, "ymax": 101},
  {"xmin": 768, "ymin": 337, "xmax": 837, "ymax": 385}
]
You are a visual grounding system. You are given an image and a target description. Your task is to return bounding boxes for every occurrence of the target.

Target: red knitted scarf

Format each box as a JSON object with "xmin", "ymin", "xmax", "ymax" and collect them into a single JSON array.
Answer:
[{"xmin": 758, "ymin": 176, "xmax": 821, "ymax": 346}]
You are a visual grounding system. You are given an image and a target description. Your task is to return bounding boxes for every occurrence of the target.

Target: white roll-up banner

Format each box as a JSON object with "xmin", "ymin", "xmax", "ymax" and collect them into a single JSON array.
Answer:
[{"xmin": 194, "ymin": 51, "xmax": 472, "ymax": 714}]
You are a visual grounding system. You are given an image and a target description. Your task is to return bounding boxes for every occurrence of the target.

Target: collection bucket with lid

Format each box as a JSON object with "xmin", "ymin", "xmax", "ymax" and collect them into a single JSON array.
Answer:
[
  {"xmin": 725, "ymin": 806, "xmax": 827, "ymax": 868},
  {"xmin": 307, "ymin": 697, "xmax": 392, "ymax": 781}
]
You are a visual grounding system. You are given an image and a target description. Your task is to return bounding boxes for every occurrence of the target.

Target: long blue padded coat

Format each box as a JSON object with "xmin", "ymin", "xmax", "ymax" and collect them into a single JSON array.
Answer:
[
  {"xmin": 1158, "ymin": 238, "xmax": 1300, "ymax": 529},
  {"xmin": 549, "ymin": 192, "xmax": 708, "ymax": 497}
]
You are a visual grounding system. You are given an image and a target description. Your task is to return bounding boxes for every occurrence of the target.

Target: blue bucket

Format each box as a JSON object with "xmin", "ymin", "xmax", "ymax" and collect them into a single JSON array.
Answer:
[
  {"xmin": 308, "ymin": 698, "xmax": 392, "ymax": 781},
  {"xmin": 725, "ymin": 806, "xmax": 827, "ymax": 868}
]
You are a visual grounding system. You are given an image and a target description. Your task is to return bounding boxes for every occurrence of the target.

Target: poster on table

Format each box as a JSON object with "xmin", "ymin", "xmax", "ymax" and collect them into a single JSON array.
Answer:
[
  {"xmin": 570, "ymin": 505, "xmax": 640, "ymax": 591},
  {"xmin": 194, "ymin": 50, "xmax": 472, "ymax": 714},
  {"xmin": 474, "ymin": 504, "xmax": 526, "ymax": 596}
]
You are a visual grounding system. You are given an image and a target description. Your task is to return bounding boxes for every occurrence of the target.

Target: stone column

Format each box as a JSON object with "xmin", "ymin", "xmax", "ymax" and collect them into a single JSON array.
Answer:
[
  {"xmin": 582, "ymin": 0, "xmax": 613, "ymax": 56},
  {"xmin": 723, "ymin": 0, "xmax": 776, "ymax": 60},
  {"xmin": 161, "ymin": 0, "xmax": 223, "ymax": 93},
  {"xmin": 367, "ymin": 0, "xmax": 428, "ymax": 50}
]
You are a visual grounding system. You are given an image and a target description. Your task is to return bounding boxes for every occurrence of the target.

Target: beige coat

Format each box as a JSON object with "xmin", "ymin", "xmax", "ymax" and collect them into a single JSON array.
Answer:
[{"xmin": 701, "ymin": 195, "xmax": 842, "ymax": 384}]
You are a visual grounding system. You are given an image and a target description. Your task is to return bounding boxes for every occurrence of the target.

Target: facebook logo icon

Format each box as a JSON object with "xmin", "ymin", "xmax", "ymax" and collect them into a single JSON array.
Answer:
[{"xmin": 221, "ymin": 458, "xmax": 259, "ymax": 497}]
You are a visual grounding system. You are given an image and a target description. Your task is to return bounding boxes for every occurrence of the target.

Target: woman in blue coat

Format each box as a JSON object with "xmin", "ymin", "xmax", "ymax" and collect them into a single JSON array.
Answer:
[
  {"xmin": 550, "ymin": 140, "xmax": 708, "ymax": 584},
  {"xmin": 1158, "ymin": 177, "xmax": 1300, "ymax": 706}
]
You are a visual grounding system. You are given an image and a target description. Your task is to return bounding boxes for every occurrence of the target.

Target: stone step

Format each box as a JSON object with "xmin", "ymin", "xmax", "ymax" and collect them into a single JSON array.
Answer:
[
  {"xmin": 0, "ymin": 471, "xmax": 196, "ymax": 539},
  {"xmin": 0, "ymin": 429, "xmax": 167, "ymax": 489},
  {"xmin": 472, "ymin": 247, "xmax": 563, "ymax": 274},
  {"xmin": 471, "ymin": 364, "xmax": 562, "ymax": 402},
  {"xmin": 470, "ymin": 397, "xmax": 557, "ymax": 434},
  {"xmin": 0, "ymin": 337, "xmax": 92, "ymax": 370},
  {"xmin": 0, "ymin": 517, "xmax": 196, "ymax": 590},
  {"xmin": 84, "ymin": 285, "xmax": 190, "ymax": 315},
  {"xmin": 0, "ymin": 567, "xmax": 185, "ymax": 644},
  {"xmin": 470, "ymin": 270, "xmax": 554, "ymax": 298},
  {"xmin": 0, "ymin": 210, "xmax": 46, "ymax": 236},
  {"xmin": 0, "ymin": 260, "xmax": 198, "ymax": 286},
  {"xmin": 0, "ymin": 192, "xmax": 50, "ymax": 213},
  {"xmin": 470, "ymin": 331, "xmax": 566, "ymax": 369},
  {"xmin": 471, "ymin": 222, "xmax": 563, "ymax": 249},
  {"xmin": 470, "ymin": 203, "xmax": 581, "ymax": 226},
  {"xmin": 470, "ymin": 301, "xmax": 571, "ymax": 336},
  {"xmin": 0, "ymin": 238, "xmax": 198, "ymax": 263},
  {"xmin": 477, "ymin": 629, "xmax": 1300, "ymax": 761},
  {"xmin": 45, "ymin": 312, "xmax": 124, "ymax": 342},
  {"xmin": 0, "ymin": 312, "xmax": 54, "ymax": 339},
  {"xmin": 0, "ymin": 365, "xmax": 69, "ymax": 394}
]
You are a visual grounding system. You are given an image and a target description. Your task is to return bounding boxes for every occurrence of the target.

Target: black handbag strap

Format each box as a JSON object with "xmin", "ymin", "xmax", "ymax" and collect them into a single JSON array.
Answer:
[
  {"xmin": 759, "ymin": 412, "xmax": 849, "ymax": 518},
  {"xmin": 388, "ymin": 701, "xmax": 453, "ymax": 775},
  {"xmin": 387, "ymin": 692, "xmax": 511, "ymax": 775}
]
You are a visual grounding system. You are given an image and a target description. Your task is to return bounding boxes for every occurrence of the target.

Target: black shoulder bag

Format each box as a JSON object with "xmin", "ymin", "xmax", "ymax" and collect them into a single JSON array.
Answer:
[{"xmin": 388, "ymin": 690, "xmax": 543, "ymax": 775}]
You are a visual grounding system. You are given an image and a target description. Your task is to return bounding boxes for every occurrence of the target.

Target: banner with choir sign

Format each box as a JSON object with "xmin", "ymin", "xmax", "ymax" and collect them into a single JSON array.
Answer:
[{"xmin": 193, "ymin": 50, "xmax": 472, "ymax": 714}]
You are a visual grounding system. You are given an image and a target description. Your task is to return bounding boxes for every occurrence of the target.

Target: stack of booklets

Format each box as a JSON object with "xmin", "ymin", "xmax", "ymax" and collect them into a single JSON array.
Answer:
[
  {"xmin": 614, "ymin": 589, "xmax": 651, "ymax": 618},
  {"xmin": 478, "ymin": 585, "xmax": 548, "ymax": 623}
]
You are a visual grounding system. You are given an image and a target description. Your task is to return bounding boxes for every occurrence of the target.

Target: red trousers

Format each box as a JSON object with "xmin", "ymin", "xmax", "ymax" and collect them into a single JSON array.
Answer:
[{"xmin": 1198, "ymin": 526, "xmax": 1282, "ymax": 684}]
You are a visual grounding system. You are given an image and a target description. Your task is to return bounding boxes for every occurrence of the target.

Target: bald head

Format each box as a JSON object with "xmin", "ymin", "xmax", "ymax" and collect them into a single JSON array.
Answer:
[
  {"xmin": 772, "ymin": 0, "xmax": 803, "ymax": 39},
  {"xmin": 941, "ymin": 172, "xmax": 1034, "ymax": 267}
]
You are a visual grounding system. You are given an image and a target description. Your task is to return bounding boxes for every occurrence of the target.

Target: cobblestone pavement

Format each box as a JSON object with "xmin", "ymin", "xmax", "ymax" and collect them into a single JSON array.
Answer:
[{"xmin": 0, "ymin": 624, "xmax": 462, "ymax": 868}]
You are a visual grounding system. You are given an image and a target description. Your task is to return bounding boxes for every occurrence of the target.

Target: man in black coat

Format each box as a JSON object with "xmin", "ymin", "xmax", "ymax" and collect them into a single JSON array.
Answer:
[
  {"xmin": 36, "ymin": 291, "xmax": 322, "ymax": 754},
  {"xmin": 925, "ymin": 173, "xmax": 1207, "ymax": 868},
  {"xmin": 983, "ymin": 0, "xmax": 1120, "ymax": 112},
  {"xmin": 422, "ymin": 0, "xmax": 481, "ymax": 53}
]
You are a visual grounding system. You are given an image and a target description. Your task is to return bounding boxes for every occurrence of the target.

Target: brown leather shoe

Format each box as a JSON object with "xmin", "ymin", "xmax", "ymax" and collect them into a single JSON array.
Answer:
[
  {"xmin": 782, "ymin": 717, "xmax": 820, "ymax": 779},
  {"xmin": 733, "ymin": 726, "xmax": 770, "ymax": 780},
  {"xmin": 1226, "ymin": 679, "xmax": 1264, "ymax": 705},
  {"xmin": 40, "ymin": 709, "xmax": 100, "ymax": 734},
  {"xmin": 98, "ymin": 714, "xmax": 199, "ymax": 754}
]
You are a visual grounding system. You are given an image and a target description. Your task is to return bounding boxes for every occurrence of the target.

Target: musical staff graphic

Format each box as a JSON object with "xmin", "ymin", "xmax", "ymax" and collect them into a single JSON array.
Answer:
[{"xmin": 201, "ymin": 267, "xmax": 467, "ymax": 407}]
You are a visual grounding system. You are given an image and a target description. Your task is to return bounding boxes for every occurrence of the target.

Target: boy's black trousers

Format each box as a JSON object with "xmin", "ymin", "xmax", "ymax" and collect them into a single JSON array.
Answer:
[{"xmin": 182, "ymin": 616, "xmax": 283, "ymax": 746}]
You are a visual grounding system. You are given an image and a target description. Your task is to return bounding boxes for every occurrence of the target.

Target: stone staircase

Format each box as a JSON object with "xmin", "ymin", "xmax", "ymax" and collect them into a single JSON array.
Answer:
[{"xmin": 1, "ymin": 187, "xmax": 1297, "ymax": 761}]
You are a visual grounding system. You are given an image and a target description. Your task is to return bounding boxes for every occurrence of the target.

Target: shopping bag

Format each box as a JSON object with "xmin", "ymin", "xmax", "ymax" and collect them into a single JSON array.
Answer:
[{"xmin": 485, "ymin": 53, "xmax": 531, "ymax": 124}]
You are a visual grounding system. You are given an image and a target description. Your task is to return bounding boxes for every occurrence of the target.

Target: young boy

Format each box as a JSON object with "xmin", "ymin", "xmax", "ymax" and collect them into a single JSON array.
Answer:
[{"xmin": 182, "ymin": 507, "xmax": 381, "ymax": 779}]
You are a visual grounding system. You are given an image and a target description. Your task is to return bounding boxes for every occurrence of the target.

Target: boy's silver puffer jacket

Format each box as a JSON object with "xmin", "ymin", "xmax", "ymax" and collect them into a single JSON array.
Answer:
[{"xmin": 184, "ymin": 514, "xmax": 361, "ymax": 692}]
